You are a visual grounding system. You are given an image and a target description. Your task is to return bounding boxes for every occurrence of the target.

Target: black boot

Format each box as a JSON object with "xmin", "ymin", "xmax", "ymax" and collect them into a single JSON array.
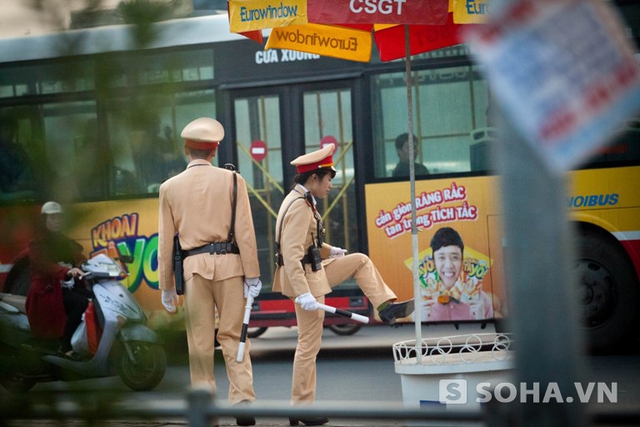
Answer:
[
  {"xmin": 233, "ymin": 401, "xmax": 256, "ymax": 426},
  {"xmin": 379, "ymin": 299, "xmax": 415, "ymax": 325},
  {"xmin": 236, "ymin": 416, "xmax": 255, "ymax": 426}
]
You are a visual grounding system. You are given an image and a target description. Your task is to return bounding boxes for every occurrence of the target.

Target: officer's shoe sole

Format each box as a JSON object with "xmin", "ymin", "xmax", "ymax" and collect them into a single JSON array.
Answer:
[
  {"xmin": 289, "ymin": 417, "xmax": 329, "ymax": 426},
  {"xmin": 379, "ymin": 299, "xmax": 415, "ymax": 325}
]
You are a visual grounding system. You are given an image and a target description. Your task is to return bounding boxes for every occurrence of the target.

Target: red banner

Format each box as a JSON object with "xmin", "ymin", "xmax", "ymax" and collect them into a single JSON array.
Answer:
[
  {"xmin": 308, "ymin": 0, "xmax": 448, "ymax": 25},
  {"xmin": 374, "ymin": 13, "xmax": 472, "ymax": 61}
]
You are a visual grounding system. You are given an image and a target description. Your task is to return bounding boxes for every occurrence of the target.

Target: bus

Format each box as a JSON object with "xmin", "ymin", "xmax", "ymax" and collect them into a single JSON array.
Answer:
[{"xmin": 1, "ymin": 2, "xmax": 639, "ymax": 350}]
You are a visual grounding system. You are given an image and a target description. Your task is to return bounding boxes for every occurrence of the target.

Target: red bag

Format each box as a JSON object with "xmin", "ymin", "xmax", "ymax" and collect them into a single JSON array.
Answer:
[
  {"xmin": 25, "ymin": 278, "xmax": 65, "ymax": 338},
  {"xmin": 85, "ymin": 301, "xmax": 102, "ymax": 355}
]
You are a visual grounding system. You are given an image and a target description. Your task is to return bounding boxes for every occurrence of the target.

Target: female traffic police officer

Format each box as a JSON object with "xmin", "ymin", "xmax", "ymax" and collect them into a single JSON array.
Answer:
[
  {"xmin": 158, "ymin": 118, "xmax": 261, "ymax": 427},
  {"xmin": 273, "ymin": 144, "xmax": 414, "ymax": 426}
]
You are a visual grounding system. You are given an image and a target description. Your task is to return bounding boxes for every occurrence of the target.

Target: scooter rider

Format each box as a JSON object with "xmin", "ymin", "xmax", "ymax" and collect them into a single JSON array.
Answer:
[{"xmin": 25, "ymin": 201, "xmax": 92, "ymax": 360}]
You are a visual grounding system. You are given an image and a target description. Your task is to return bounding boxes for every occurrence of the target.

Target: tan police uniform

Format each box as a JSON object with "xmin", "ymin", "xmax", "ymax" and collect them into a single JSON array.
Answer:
[
  {"xmin": 273, "ymin": 145, "xmax": 398, "ymax": 405},
  {"xmin": 158, "ymin": 118, "xmax": 259, "ymax": 405}
]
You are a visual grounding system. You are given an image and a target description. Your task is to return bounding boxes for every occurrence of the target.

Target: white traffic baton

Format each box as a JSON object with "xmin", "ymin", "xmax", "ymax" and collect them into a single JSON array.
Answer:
[
  {"xmin": 316, "ymin": 302, "xmax": 369, "ymax": 324},
  {"xmin": 236, "ymin": 295, "xmax": 254, "ymax": 362}
]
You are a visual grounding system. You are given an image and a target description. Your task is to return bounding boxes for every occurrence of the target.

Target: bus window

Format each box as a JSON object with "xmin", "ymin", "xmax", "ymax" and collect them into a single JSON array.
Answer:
[
  {"xmin": 235, "ymin": 95, "xmax": 283, "ymax": 186},
  {"xmin": 135, "ymin": 50, "xmax": 214, "ymax": 85},
  {"xmin": 0, "ymin": 66, "xmax": 35, "ymax": 98},
  {"xmin": 371, "ymin": 65, "xmax": 490, "ymax": 178},
  {"xmin": 0, "ymin": 61, "xmax": 94, "ymax": 98},
  {"xmin": 233, "ymin": 94, "xmax": 284, "ymax": 290},
  {"xmin": 40, "ymin": 61, "xmax": 95, "ymax": 94},
  {"xmin": 0, "ymin": 108, "xmax": 38, "ymax": 201},
  {"xmin": 106, "ymin": 90, "xmax": 215, "ymax": 196},
  {"xmin": 586, "ymin": 116, "xmax": 640, "ymax": 167},
  {"xmin": 303, "ymin": 88, "xmax": 357, "ymax": 252},
  {"xmin": 42, "ymin": 102, "xmax": 100, "ymax": 200}
]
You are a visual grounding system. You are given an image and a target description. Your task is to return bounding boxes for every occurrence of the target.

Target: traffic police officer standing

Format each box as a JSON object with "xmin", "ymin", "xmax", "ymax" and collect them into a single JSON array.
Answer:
[
  {"xmin": 274, "ymin": 144, "xmax": 414, "ymax": 426},
  {"xmin": 158, "ymin": 117, "xmax": 261, "ymax": 426}
]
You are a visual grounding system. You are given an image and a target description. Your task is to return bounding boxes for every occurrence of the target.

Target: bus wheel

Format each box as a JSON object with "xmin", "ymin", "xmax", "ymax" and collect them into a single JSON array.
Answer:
[
  {"xmin": 327, "ymin": 323, "xmax": 361, "ymax": 336},
  {"xmin": 575, "ymin": 229, "xmax": 639, "ymax": 352},
  {"xmin": 247, "ymin": 327, "xmax": 268, "ymax": 338}
]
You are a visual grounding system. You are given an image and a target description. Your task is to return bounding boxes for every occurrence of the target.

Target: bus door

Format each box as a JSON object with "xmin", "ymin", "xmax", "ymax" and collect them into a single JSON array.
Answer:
[{"xmin": 227, "ymin": 80, "xmax": 368, "ymax": 331}]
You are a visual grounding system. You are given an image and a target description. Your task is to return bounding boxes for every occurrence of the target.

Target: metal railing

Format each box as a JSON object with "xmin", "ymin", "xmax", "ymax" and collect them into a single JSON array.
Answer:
[{"xmin": 1, "ymin": 386, "xmax": 639, "ymax": 426}]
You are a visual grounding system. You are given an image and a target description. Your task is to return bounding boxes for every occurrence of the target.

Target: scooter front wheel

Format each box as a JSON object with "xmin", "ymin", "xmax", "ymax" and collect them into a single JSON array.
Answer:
[
  {"xmin": 117, "ymin": 341, "xmax": 166, "ymax": 391},
  {"xmin": 0, "ymin": 347, "xmax": 39, "ymax": 393},
  {"xmin": 0, "ymin": 371, "xmax": 37, "ymax": 393}
]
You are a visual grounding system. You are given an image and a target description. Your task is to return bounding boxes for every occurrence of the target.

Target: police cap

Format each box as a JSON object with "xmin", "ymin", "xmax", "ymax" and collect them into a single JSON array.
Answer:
[
  {"xmin": 291, "ymin": 144, "xmax": 337, "ymax": 174},
  {"xmin": 181, "ymin": 118, "xmax": 225, "ymax": 150}
]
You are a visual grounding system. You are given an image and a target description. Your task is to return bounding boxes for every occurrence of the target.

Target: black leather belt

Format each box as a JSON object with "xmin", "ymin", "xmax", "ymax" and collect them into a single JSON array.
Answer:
[
  {"xmin": 275, "ymin": 254, "xmax": 312, "ymax": 267},
  {"xmin": 184, "ymin": 242, "xmax": 240, "ymax": 257}
]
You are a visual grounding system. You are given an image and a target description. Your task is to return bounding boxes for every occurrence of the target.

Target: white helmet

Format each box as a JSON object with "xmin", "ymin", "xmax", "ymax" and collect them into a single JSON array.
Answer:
[{"xmin": 41, "ymin": 201, "xmax": 63, "ymax": 215}]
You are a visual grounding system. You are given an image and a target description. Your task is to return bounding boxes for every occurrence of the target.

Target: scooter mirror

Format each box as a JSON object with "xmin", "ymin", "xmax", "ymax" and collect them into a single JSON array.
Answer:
[{"xmin": 118, "ymin": 255, "xmax": 134, "ymax": 264}]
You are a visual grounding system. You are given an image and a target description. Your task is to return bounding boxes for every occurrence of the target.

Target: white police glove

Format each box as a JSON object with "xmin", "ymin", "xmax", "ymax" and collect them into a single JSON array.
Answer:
[
  {"xmin": 244, "ymin": 277, "xmax": 262, "ymax": 298},
  {"xmin": 295, "ymin": 292, "xmax": 318, "ymax": 311},
  {"xmin": 161, "ymin": 289, "xmax": 178, "ymax": 313},
  {"xmin": 330, "ymin": 246, "xmax": 347, "ymax": 258}
]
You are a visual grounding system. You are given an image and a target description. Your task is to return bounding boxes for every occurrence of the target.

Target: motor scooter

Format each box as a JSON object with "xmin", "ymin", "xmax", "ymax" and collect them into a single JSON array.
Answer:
[{"xmin": 0, "ymin": 253, "xmax": 166, "ymax": 393}]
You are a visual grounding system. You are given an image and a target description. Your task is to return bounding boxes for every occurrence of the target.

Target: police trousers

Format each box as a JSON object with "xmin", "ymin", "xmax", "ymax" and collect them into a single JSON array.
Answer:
[
  {"xmin": 291, "ymin": 253, "xmax": 397, "ymax": 404},
  {"xmin": 184, "ymin": 274, "xmax": 256, "ymax": 404}
]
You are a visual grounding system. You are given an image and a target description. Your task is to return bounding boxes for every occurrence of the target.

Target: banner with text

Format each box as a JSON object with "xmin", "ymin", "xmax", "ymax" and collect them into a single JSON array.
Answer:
[
  {"xmin": 266, "ymin": 23, "xmax": 373, "ymax": 62},
  {"xmin": 229, "ymin": 0, "xmax": 307, "ymax": 33},
  {"xmin": 308, "ymin": 0, "xmax": 448, "ymax": 25},
  {"xmin": 453, "ymin": 0, "xmax": 491, "ymax": 24}
]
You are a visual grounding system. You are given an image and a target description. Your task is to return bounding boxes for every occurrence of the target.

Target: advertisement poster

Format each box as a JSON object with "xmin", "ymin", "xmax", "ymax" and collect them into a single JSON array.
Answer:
[
  {"xmin": 67, "ymin": 199, "xmax": 178, "ymax": 328},
  {"xmin": 365, "ymin": 177, "xmax": 507, "ymax": 323}
]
